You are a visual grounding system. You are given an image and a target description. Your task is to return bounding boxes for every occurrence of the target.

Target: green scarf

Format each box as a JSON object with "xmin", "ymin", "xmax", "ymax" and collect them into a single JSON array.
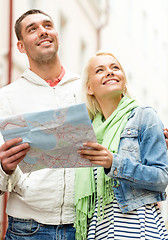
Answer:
[{"xmin": 74, "ymin": 96, "xmax": 139, "ymax": 240}]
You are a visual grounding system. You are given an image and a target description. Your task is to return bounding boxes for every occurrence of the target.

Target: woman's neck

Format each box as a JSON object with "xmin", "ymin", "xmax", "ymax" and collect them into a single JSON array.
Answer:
[{"xmin": 99, "ymin": 95, "xmax": 122, "ymax": 120}]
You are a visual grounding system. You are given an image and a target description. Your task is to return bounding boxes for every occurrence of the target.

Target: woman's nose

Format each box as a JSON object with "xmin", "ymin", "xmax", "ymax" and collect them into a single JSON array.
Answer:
[{"xmin": 106, "ymin": 68, "xmax": 114, "ymax": 76}]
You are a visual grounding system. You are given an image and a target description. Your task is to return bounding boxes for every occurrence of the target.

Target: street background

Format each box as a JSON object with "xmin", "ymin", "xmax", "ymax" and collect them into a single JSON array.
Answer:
[{"xmin": 0, "ymin": 0, "xmax": 168, "ymax": 238}]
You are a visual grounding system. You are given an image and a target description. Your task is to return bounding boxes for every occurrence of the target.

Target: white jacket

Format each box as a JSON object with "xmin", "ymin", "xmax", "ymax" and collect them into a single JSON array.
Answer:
[{"xmin": 0, "ymin": 68, "xmax": 81, "ymax": 224}]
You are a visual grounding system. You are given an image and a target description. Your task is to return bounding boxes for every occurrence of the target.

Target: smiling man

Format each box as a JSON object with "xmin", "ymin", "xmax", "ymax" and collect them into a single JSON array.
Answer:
[{"xmin": 0, "ymin": 9, "xmax": 81, "ymax": 240}]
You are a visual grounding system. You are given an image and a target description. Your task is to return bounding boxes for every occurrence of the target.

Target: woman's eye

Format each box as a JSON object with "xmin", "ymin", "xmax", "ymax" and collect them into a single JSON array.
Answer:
[
  {"xmin": 112, "ymin": 65, "xmax": 119, "ymax": 70},
  {"xmin": 96, "ymin": 69, "xmax": 103, "ymax": 74}
]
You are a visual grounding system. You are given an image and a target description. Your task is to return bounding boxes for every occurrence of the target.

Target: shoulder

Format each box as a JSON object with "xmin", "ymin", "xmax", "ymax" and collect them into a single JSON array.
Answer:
[
  {"xmin": 131, "ymin": 106, "xmax": 158, "ymax": 119},
  {"xmin": 63, "ymin": 68, "xmax": 81, "ymax": 83},
  {"xmin": 128, "ymin": 106, "xmax": 163, "ymax": 129},
  {"xmin": 0, "ymin": 78, "xmax": 24, "ymax": 96}
]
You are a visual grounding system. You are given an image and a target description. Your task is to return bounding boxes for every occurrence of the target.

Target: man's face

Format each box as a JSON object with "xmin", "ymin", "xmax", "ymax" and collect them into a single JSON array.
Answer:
[{"xmin": 17, "ymin": 13, "xmax": 59, "ymax": 64}]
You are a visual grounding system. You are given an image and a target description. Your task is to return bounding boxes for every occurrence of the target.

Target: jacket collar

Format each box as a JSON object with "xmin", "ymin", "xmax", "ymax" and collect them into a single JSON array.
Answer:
[{"xmin": 21, "ymin": 68, "xmax": 80, "ymax": 87}]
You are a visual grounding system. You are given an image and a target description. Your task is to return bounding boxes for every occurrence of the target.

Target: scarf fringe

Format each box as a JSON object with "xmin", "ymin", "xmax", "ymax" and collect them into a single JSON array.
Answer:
[
  {"xmin": 75, "ymin": 176, "xmax": 116, "ymax": 240},
  {"xmin": 75, "ymin": 193, "xmax": 96, "ymax": 240}
]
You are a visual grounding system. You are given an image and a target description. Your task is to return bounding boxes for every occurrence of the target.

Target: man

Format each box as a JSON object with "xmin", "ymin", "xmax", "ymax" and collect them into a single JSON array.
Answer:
[{"xmin": 0, "ymin": 9, "xmax": 81, "ymax": 239}]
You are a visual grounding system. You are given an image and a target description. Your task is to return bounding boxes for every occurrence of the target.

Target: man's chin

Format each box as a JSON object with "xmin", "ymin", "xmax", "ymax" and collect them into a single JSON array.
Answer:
[{"xmin": 35, "ymin": 52, "xmax": 57, "ymax": 64}]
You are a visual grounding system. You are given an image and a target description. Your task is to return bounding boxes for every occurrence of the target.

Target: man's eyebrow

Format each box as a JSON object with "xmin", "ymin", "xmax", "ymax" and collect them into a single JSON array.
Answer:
[
  {"xmin": 25, "ymin": 23, "xmax": 35, "ymax": 31},
  {"xmin": 25, "ymin": 20, "xmax": 53, "ymax": 31}
]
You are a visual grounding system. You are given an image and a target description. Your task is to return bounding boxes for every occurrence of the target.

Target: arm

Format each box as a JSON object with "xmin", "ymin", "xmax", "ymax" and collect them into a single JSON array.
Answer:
[
  {"xmin": 0, "ymin": 138, "xmax": 30, "ymax": 192},
  {"xmin": 110, "ymin": 108, "xmax": 168, "ymax": 192}
]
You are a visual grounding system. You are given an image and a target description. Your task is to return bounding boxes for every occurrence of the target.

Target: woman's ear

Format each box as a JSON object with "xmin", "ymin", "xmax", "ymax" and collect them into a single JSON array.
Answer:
[{"xmin": 87, "ymin": 86, "xmax": 94, "ymax": 95}]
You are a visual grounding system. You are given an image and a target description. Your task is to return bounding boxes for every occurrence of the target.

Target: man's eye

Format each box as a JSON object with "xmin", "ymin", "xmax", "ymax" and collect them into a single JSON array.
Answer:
[
  {"xmin": 45, "ymin": 24, "xmax": 52, "ymax": 28},
  {"xmin": 29, "ymin": 27, "xmax": 36, "ymax": 32}
]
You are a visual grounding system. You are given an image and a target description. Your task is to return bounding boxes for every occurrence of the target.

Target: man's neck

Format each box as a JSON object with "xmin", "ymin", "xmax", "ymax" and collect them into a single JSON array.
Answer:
[{"xmin": 29, "ymin": 55, "xmax": 62, "ymax": 82}]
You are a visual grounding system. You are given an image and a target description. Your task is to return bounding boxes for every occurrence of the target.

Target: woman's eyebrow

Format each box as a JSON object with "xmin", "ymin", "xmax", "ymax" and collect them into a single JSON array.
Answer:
[{"xmin": 95, "ymin": 65, "xmax": 104, "ymax": 69}]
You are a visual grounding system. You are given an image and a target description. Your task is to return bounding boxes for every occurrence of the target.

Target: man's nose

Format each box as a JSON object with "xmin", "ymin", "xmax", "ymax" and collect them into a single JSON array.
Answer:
[{"xmin": 38, "ymin": 26, "xmax": 48, "ymax": 37}]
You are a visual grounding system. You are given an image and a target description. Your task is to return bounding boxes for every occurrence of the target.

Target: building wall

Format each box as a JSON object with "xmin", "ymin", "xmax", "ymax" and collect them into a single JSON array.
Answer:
[{"xmin": 101, "ymin": 0, "xmax": 168, "ymax": 125}]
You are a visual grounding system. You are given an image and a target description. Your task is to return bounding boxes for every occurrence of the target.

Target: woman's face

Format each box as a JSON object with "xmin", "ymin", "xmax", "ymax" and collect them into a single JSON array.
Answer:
[{"xmin": 87, "ymin": 54, "xmax": 126, "ymax": 101}]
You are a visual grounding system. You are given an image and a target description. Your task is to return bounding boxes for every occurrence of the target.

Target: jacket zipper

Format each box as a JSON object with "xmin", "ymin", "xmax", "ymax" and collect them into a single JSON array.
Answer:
[{"xmin": 60, "ymin": 168, "xmax": 66, "ymax": 224}]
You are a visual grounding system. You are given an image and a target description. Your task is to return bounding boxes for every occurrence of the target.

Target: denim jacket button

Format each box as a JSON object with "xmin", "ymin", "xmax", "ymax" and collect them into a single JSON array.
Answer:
[
  {"xmin": 113, "ymin": 168, "xmax": 118, "ymax": 176},
  {"xmin": 127, "ymin": 130, "xmax": 131, "ymax": 135}
]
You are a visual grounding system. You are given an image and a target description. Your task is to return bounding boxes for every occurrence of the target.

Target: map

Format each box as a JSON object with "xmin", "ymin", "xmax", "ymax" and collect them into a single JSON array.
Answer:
[{"xmin": 0, "ymin": 104, "xmax": 97, "ymax": 173}]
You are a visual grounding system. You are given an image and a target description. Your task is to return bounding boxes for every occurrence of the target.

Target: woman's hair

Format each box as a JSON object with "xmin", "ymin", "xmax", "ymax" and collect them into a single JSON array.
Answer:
[{"xmin": 82, "ymin": 51, "xmax": 132, "ymax": 120}]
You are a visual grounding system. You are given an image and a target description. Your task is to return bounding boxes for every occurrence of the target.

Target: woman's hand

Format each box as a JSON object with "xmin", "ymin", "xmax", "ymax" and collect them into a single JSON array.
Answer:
[{"xmin": 78, "ymin": 142, "xmax": 113, "ymax": 169}]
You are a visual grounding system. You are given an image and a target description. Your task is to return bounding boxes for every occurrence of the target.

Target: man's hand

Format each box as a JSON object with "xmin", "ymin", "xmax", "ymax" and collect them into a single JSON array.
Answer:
[
  {"xmin": 78, "ymin": 142, "xmax": 113, "ymax": 169},
  {"xmin": 0, "ymin": 138, "xmax": 30, "ymax": 175},
  {"xmin": 164, "ymin": 128, "xmax": 168, "ymax": 149}
]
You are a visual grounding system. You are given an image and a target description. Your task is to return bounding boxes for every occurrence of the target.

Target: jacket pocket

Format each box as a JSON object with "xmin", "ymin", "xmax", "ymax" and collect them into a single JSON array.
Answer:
[
  {"xmin": 120, "ymin": 128, "xmax": 140, "ymax": 162},
  {"xmin": 8, "ymin": 216, "xmax": 40, "ymax": 236}
]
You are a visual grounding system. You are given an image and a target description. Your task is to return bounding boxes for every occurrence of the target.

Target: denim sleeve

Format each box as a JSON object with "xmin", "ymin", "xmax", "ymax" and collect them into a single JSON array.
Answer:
[{"xmin": 108, "ymin": 107, "xmax": 168, "ymax": 192}]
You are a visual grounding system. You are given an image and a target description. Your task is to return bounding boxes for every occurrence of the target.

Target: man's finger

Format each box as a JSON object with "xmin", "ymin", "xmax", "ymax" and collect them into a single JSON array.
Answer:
[{"xmin": 0, "ymin": 138, "xmax": 23, "ymax": 151}]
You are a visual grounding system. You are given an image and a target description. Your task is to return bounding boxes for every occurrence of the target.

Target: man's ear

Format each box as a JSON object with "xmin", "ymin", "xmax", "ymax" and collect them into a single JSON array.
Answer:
[{"xmin": 17, "ymin": 41, "xmax": 26, "ymax": 54}]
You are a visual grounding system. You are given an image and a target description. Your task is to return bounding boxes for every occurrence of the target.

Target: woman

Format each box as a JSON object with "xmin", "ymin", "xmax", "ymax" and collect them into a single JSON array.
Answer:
[{"xmin": 75, "ymin": 52, "xmax": 168, "ymax": 240}]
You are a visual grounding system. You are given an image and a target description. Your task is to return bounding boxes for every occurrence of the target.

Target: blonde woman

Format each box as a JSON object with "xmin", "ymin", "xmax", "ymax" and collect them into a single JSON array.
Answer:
[{"xmin": 75, "ymin": 52, "xmax": 168, "ymax": 240}]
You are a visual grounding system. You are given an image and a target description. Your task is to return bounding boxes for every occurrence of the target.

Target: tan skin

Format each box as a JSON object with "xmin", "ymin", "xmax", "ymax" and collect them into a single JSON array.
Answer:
[
  {"xmin": 0, "ymin": 138, "xmax": 30, "ymax": 175},
  {"xmin": 78, "ymin": 55, "xmax": 126, "ymax": 169},
  {"xmin": 0, "ymin": 13, "xmax": 62, "ymax": 175},
  {"xmin": 164, "ymin": 128, "xmax": 168, "ymax": 149}
]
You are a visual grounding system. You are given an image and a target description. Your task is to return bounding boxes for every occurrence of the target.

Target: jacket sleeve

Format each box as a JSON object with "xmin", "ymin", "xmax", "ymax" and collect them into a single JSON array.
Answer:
[
  {"xmin": 0, "ymin": 89, "xmax": 22, "ymax": 193},
  {"xmin": 108, "ymin": 107, "xmax": 168, "ymax": 192},
  {"xmin": 0, "ymin": 165, "xmax": 22, "ymax": 193},
  {"xmin": 0, "ymin": 89, "xmax": 13, "ymax": 117}
]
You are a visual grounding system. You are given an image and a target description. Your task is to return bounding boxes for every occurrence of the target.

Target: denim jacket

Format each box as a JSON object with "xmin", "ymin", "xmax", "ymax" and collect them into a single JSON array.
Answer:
[{"xmin": 107, "ymin": 106, "xmax": 168, "ymax": 213}]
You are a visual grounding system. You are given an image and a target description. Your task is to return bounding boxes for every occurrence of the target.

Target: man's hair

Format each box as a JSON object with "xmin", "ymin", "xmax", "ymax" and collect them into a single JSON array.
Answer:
[{"xmin": 15, "ymin": 9, "xmax": 52, "ymax": 40}]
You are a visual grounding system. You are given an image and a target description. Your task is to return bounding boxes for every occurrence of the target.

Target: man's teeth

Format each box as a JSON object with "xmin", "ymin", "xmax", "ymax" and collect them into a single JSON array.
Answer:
[{"xmin": 40, "ymin": 41, "xmax": 51, "ymax": 45}]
